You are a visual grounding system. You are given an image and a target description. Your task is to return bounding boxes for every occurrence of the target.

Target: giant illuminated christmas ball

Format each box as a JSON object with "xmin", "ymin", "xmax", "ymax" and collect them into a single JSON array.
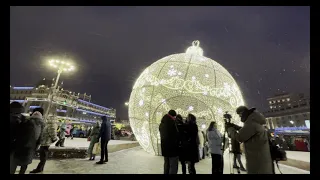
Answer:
[{"xmin": 128, "ymin": 41, "xmax": 245, "ymax": 155}]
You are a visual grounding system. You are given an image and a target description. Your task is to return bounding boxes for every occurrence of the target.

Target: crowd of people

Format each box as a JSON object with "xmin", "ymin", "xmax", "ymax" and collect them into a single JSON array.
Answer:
[
  {"xmin": 11, "ymin": 99, "xmax": 281, "ymax": 174},
  {"xmin": 10, "ymin": 101, "xmax": 112, "ymax": 174},
  {"xmin": 159, "ymin": 106, "xmax": 276, "ymax": 174}
]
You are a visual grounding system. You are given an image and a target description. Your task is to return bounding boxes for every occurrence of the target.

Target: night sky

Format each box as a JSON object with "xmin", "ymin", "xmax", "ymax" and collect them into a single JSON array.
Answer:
[{"xmin": 10, "ymin": 6, "xmax": 310, "ymax": 119}]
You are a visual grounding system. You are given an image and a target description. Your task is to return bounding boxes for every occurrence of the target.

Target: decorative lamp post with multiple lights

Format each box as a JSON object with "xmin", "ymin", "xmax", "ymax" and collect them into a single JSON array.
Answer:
[{"xmin": 44, "ymin": 59, "xmax": 75, "ymax": 118}]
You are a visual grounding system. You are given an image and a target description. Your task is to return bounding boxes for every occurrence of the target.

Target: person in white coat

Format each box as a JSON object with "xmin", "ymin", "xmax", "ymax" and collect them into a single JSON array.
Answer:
[
  {"xmin": 207, "ymin": 121, "xmax": 223, "ymax": 174},
  {"xmin": 198, "ymin": 129, "xmax": 205, "ymax": 160}
]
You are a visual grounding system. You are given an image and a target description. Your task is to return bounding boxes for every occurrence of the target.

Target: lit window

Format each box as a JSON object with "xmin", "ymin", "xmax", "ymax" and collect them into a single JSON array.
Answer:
[
  {"xmin": 269, "ymin": 101, "xmax": 272, "ymax": 104},
  {"xmin": 270, "ymin": 106, "xmax": 273, "ymax": 109},
  {"xmin": 287, "ymin": 98, "xmax": 290, "ymax": 101},
  {"xmin": 277, "ymin": 100, "xmax": 280, "ymax": 103},
  {"xmin": 282, "ymin": 99, "xmax": 285, "ymax": 102}
]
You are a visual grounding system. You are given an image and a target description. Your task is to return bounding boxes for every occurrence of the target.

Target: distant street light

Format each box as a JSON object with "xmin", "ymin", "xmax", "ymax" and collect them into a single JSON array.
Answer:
[
  {"xmin": 290, "ymin": 120, "xmax": 294, "ymax": 124},
  {"xmin": 44, "ymin": 59, "xmax": 75, "ymax": 118}
]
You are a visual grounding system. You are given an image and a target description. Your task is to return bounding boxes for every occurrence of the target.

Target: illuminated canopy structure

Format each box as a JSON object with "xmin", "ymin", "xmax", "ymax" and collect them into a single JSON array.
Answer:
[{"xmin": 128, "ymin": 40, "xmax": 245, "ymax": 155}]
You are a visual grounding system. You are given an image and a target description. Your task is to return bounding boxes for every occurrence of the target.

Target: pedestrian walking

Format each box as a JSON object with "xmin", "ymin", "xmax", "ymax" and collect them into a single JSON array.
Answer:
[
  {"xmin": 69, "ymin": 126, "xmax": 74, "ymax": 140},
  {"xmin": 88, "ymin": 122, "xmax": 100, "ymax": 160},
  {"xmin": 55, "ymin": 121, "xmax": 66, "ymax": 147},
  {"xmin": 30, "ymin": 114, "xmax": 58, "ymax": 173},
  {"xmin": 96, "ymin": 116, "xmax": 111, "ymax": 164},
  {"xmin": 159, "ymin": 110, "xmax": 179, "ymax": 174}
]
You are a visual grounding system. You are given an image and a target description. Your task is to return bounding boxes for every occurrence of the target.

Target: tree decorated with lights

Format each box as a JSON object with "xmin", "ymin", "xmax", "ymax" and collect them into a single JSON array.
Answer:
[{"xmin": 128, "ymin": 40, "xmax": 245, "ymax": 155}]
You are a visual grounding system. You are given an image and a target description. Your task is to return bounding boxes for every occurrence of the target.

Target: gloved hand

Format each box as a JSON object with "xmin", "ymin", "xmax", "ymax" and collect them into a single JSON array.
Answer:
[
  {"xmin": 233, "ymin": 124, "xmax": 242, "ymax": 131},
  {"xmin": 225, "ymin": 122, "xmax": 234, "ymax": 130}
]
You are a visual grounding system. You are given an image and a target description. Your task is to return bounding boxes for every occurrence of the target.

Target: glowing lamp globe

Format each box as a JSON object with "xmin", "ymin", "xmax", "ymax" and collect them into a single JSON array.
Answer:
[{"xmin": 128, "ymin": 40, "xmax": 245, "ymax": 155}]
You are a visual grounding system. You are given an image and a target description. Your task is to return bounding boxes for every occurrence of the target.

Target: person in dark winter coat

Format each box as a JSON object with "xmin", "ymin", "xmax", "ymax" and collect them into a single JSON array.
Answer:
[
  {"xmin": 227, "ymin": 106, "xmax": 273, "ymax": 174},
  {"xmin": 96, "ymin": 116, "xmax": 111, "ymax": 164},
  {"xmin": 159, "ymin": 110, "xmax": 179, "ymax": 174},
  {"xmin": 176, "ymin": 114, "xmax": 188, "ymax": 174},
  {"xmin": 30, "ymin": 114, "xmax": 58, "ymax": 173},
  {"xmin": 70, "ymin": 126, "xmax": 74, "ymax": 140},
  {"xmin": 11, "ymin": 108, "xmax": 45, "ymax": 174},
  {"xmin": 231, "ymin": 138, "xmax": 246, "ymax": 171},
  {"xmin": 184, "ymin": 113, "xmax": 199, "ymax": 174},
  {"xmin": 10, "ymin": 102, "xmax": 26, "ymax": 174},
  {"xmin": 10, "ymin": 102, "xmax": 25, "ymax": 153},
  {"xmin": 88, "ymin": 122, "xmax": 100, "ymax": 160},
  {"xmin": 207, "ymin": 121, "xmax": 223, "ymax": 174}
]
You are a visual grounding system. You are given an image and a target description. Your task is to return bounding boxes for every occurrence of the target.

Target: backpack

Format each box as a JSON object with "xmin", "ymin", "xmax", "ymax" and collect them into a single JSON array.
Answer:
[{"xmin": 269, "ymin": 137, "xmax": 287, "ymax": 174}]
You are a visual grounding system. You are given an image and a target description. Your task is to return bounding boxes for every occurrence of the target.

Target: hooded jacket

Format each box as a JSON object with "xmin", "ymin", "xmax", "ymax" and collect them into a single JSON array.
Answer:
[
  {"xmin": 227, "ymin": 110, "xmax": 273, "ymax": 174},
  {"xmin": 10, "ymin": 105, "xmax": 25, "ymax": 153},
  {"xmin": 159, "ymin": 114, "xmax": 179, "ymax": 157}
]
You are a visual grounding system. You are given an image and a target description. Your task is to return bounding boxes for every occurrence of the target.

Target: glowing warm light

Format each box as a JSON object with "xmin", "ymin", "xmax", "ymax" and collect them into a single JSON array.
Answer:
[
  {"xmin": 128, "ymin": 40, "xmax": 245, "ymax": 155},
  {"xmin": 48, "ymin": 59, "xmax": 75, "ymax": 72}
]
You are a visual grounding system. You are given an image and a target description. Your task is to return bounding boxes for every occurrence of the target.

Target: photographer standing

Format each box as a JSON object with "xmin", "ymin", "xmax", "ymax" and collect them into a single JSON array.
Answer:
[{"xmin": 226, "ymin": 106, "xmax": 273, "ymax": 174}]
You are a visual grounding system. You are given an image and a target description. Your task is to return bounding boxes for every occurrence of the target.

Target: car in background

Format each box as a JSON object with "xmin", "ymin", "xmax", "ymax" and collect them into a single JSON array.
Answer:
[{"xmin": 72, "ymin": 128, "xmax": 87, "ymax": 138}]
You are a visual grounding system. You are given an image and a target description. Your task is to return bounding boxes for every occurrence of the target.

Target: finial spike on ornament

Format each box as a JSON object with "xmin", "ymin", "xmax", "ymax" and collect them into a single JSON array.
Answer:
[{"xmin": 186, "ymin": 40, "xmax": 203, "ymax": 56}]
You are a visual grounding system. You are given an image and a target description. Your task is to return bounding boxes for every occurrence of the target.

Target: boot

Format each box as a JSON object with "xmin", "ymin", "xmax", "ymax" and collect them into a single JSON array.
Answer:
[
  {"xmin": 60, "ymin": 138, "xmax": 65, "ymax": 147},
  {"xmin": 55, "ymin": 140, "xmax": 60, "ymax": 147},
  {"xmin": 96, "ymin": 161, "xmax": 106, "ymax": 164},
  {"xmin": 30, "ymin": 169, "xmax": 42, "ymax": 174},
  {"xmin": 240, "ymin": 167, "xmax": 246, "ymax": 171}
]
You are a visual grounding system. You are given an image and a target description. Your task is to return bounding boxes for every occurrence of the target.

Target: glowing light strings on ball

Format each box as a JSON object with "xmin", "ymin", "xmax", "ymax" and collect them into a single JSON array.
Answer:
[{"xmin": 128, "ymin": 40, "xmax": 245, "ymax": 155}]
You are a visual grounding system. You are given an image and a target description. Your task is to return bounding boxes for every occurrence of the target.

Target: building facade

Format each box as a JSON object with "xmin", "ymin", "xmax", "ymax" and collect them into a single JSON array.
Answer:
[
  {"xmin": 10, "ymin": 79, "xmax": 116, "ymax": 125},
  {"xmin": 263, "ymin": 93, "xmax": 310, "ymax": 129}
]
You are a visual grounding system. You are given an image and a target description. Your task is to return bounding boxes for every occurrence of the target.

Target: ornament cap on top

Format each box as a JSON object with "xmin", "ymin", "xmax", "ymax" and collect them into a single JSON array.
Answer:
[{"xmin": 186, "ymin": 40, "xmax": 204, "ymax": 56}]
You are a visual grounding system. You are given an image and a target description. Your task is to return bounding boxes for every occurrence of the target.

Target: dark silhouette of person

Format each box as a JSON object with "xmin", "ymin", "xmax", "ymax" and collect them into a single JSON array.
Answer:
[
  {"xmin": 159, "ymin": 110, "xmax": 179, "ymax": 174},
  {"xmin": 96, "ymin": 116, "xmax": 111, "ymax": 164}
]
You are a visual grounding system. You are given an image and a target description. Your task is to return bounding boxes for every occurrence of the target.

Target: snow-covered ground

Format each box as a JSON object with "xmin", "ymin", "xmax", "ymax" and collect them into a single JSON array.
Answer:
[
  {"xmin": 21, "ymin": 147, "xmax": 309, "ymax": 174},
  {"xmin": 286, "ymin": 151, "xmax": 310, "ymax": 162},
  {"xmin": 50, "ymin": 138, "xmax": 137, "ymax": 149}
]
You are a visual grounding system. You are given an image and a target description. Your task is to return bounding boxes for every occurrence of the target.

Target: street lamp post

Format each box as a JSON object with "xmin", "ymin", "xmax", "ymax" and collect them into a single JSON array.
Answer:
[{"xmin": 44, "ymin": 59, "xmax": 75, "ymax": 119}]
